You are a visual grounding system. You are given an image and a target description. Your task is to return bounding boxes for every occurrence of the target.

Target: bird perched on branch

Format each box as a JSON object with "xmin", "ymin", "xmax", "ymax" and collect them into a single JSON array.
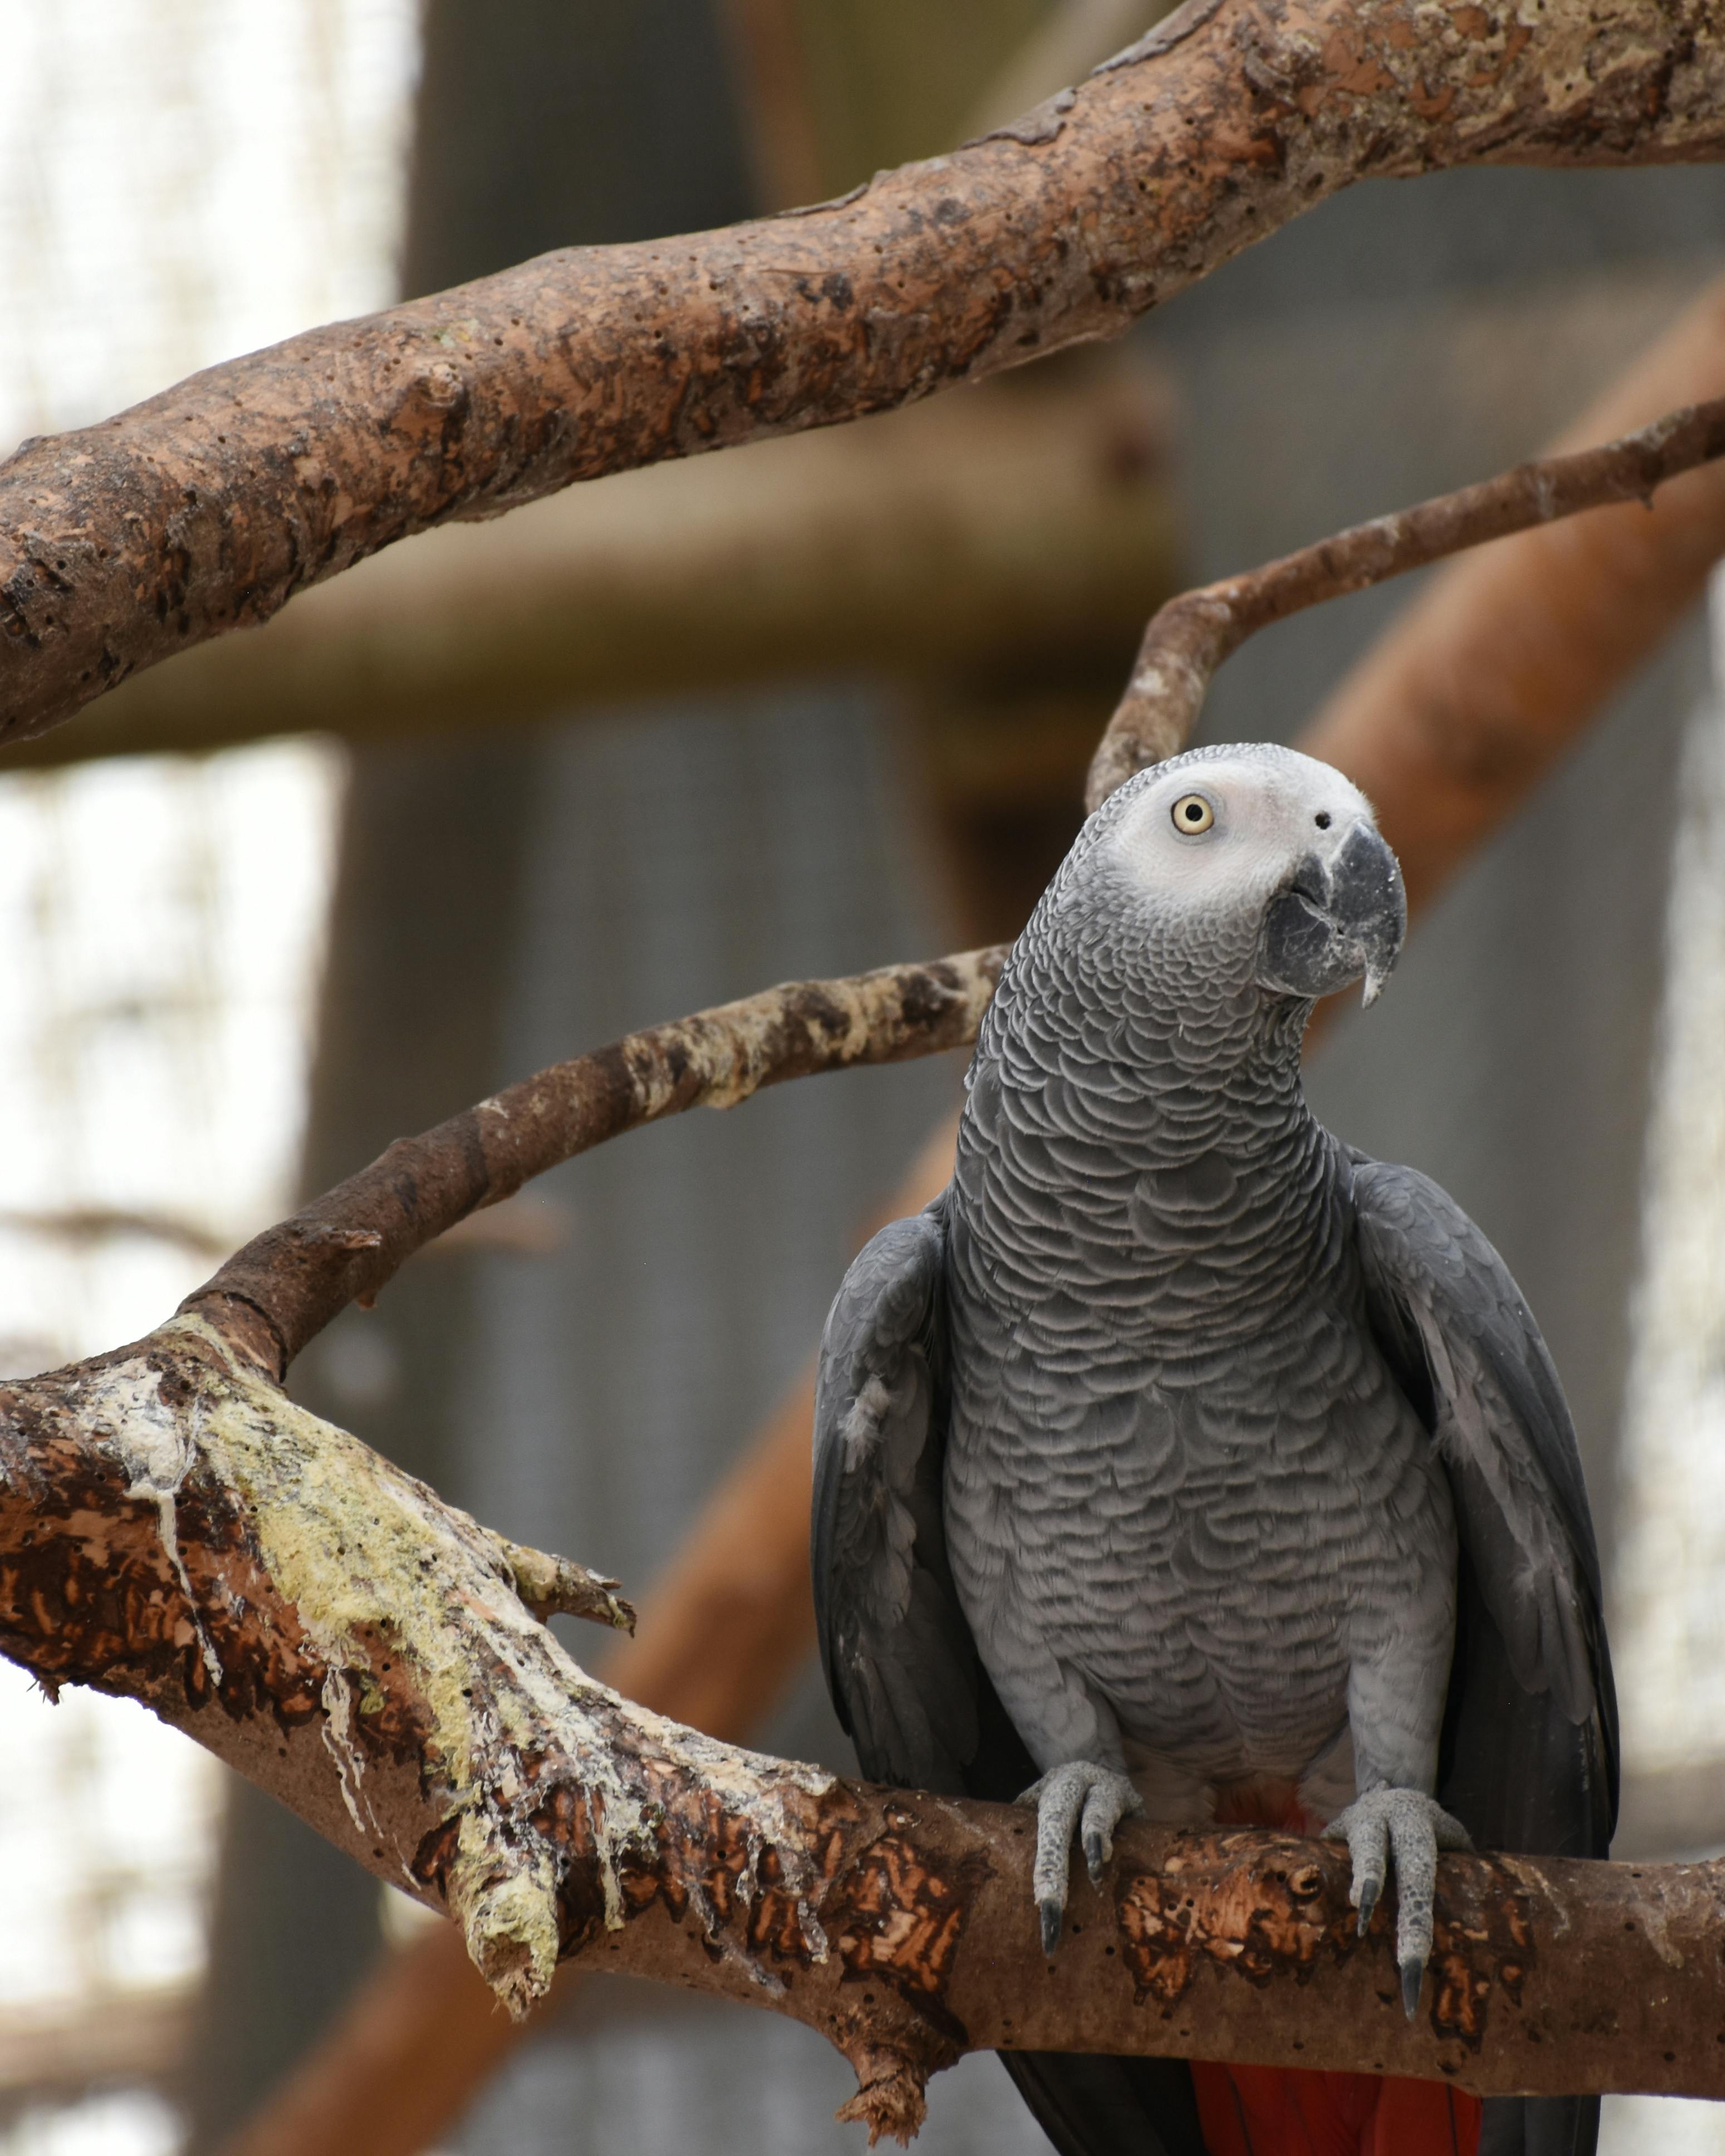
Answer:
[{"xmin": 812, "ymin": 743, "xmax": 1616, "ymax": 2156}]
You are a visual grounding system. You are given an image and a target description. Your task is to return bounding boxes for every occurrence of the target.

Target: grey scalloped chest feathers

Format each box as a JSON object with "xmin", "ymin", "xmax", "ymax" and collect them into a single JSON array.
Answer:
[{"xmin": 941, "ymin": 854, "xmax": 1457, "ymax": 1813}]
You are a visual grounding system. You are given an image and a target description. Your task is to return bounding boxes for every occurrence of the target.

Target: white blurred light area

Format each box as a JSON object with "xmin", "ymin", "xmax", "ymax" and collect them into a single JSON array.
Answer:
[
  {"xmin": 0, "ymin": 1, "xmax": 417, "ymax": 449},
  {"xmin": 1612, "ymin": 584, "xmax": 1725, "ymax": 1775},
  {"xmin": 0, "ymin": 2091, "xmax": 179, "ymax": 2156},
  {"xmin": 0, "ymin": 750, "xmax": 339, "ymax": 1374},
  {"xmin": 0, "ymin": 1, "xmax": 418, "ymax": 2145},
  {"xmin": 1600, "ymin": 575, "xmax": 1725, "ymax": 2153}
]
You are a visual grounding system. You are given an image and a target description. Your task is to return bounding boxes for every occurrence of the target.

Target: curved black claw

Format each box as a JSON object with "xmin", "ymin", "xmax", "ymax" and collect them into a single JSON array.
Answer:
[{"xmin": 1400, "ymin": 1955, "xmax": 1425, "ymax": 2020}]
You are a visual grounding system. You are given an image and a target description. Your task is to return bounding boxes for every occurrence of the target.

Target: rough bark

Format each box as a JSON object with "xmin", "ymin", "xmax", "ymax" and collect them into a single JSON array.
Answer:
[
  {"xmin": 3, "ymin": 367, "xmax": 1177, "ymax": 771},
  {"xmin": 220, "ymin": 1124, "xmax": 960, "ymax": 2156},
  {"xmin": 4, "ymin": 0, "xmax": 1725, "ymax": 752},
  {"xmin": 4, "ymin": 1321, "xmax": 1724, "ymax": 2144}
]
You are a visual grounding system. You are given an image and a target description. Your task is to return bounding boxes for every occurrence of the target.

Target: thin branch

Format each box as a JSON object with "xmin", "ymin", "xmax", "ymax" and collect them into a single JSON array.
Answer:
[
  {"xmin": 180, "ymin": 950, "xmax": 1004, "ymax": 1379},
  {"xmin": 1086, "ymin": 394, "xmax": 1725, "ymax": 808},
  {"xmin": 1305, "ymin": 272, "xmax": 1725, "ymax": 913},
  {"xmin": 177, "ymin": 389, "xmax": 1725, "ymax": 1391},
  {"xmin": 2, "ymin": 0, "xmax": 1723, "ymax": 751}
]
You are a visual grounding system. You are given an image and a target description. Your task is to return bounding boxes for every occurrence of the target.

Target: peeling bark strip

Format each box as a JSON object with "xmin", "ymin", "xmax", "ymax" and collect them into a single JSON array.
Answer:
[
  {"xmin": 3, "ymin": 1320, "xmax": 1724, "ymax": 2138},
  {"xmin": 4, "ymin": 0, "xmax": 1725, "ymax": 750},
  {"xmin": 1086, "ymin": 394, "xmax": 1725, "ymax": 807},
  {"xmin": 181, "ymin": 950, "xmax": 1005, "ymax": 1379}
]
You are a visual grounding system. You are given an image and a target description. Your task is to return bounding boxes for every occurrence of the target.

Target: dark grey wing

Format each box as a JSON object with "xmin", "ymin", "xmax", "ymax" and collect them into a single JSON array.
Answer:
[
  {"xmin": 813, "ymin": 1202, "xmax": 1206, "ymax": 2156},
  {"xmin": 1352, "ymin": 1157, "xmax": 1617, "ymax": 2156},
  {"xmin": 1350, "ymin": 1153, "xmax": 1618, "ymax": 1850},
  {"xmin": 812, "ymin": 1200, "xmax": 984, "ymax": 1795}
]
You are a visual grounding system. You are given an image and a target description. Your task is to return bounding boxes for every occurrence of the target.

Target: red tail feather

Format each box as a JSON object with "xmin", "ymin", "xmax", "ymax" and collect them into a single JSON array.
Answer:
[
  {"xmin": 1190, "ymin": 2060, "xmax": 1481, "ymax": 2156},
  {"xmin": 1188, "ymin": 1788, "xmax": 1483, "ymax": 2156}
]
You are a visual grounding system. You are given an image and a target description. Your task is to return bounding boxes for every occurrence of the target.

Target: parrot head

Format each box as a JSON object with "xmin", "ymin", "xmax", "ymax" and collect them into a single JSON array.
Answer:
[{"xmin": 1098, "ymin": 743, "xmax": 1406, "ymax": 1008}]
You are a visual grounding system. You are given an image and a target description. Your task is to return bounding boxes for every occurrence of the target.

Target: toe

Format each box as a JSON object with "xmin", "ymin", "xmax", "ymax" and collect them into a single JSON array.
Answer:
[
  {"xmin": 1386, "ymin": 1804, "xmax": 1438, "ymax": 1979},
  {"xmin": 1341, "ymin": 1810, "xmax": 1389, "ymax": 1937}
]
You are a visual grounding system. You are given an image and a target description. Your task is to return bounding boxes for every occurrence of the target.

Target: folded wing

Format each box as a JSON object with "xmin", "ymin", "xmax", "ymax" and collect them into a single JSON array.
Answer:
[
  {"xmin": 811, "ymin": 1198, "xmax": 1206, "ymax": 2156},
  {"xmin": 1352, "ymin": 1155, "xmax": 1618, "ymax": 2156}
]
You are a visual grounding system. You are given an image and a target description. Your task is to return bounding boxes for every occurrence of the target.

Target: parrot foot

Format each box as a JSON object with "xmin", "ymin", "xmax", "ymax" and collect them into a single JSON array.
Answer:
[
  {"xmin": 1015, "ymin": 1762, "xmax": 1143, "ymax": 1957},
  {"xmin": 1325, "ymin": 1786, "xmax": 1471, "ymax": 2018}
]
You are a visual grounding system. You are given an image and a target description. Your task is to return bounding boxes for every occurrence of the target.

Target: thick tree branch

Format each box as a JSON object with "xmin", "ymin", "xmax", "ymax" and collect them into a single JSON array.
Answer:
[
  {"xmin": 219, "ymin": 1125, "xmax": 961, "ymax": 2156},
  {"xmin": 4, "ymin": 1324, "xmax": 1724, "ymax": 2142},
  {"xmin": 3, "ymin": 0, "xmax": 1724, "ymax": 752},
  {"xmin": 1086, "ymin": 393, "xmax": 1725, "ymax": 807},
  {"xmin": 4, "ymin": 369, "xmax": 1178, "ymax": 771}
]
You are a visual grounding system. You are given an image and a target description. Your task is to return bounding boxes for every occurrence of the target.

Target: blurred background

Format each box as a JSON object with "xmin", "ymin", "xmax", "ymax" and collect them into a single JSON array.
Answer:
[{"xmin": 0, "ymin": 3, "xmax": 1723, "ymax": 2152}]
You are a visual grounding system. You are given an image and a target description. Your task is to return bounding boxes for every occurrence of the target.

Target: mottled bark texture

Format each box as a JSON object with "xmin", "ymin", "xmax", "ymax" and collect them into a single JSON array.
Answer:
[
  {"xmin": 4, "ymin": 0, "xmax": 1725, "ymax": 752},
  {"xmin": 1086, "ymin": 393, "xmax": 1725, "ymax": 807},
  {"xmin": 3, "ymin": 1321, "xmax": 1723, "ymax": 2138}
]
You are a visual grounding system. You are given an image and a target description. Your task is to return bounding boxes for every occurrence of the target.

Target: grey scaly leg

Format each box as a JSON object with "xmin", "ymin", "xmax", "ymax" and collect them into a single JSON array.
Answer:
[
  {"xmin": 1016, "ymin": 1762, "xmax": 1144, "ymax": 1956},
  {"xmin": 1326, "ymin": 1786, "xmax": 1472, "ymax": 2017}
]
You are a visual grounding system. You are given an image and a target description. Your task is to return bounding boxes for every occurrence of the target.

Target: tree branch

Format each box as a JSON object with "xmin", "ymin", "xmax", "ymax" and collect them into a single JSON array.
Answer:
[
  {"xmin": 4, "ymin": 1325, "xmax": 1724, "ymax": 2140},
  {"xmin": 1305, "ymin": 270, "xmax": 1725, "ymax": 910},
  {"xmin": 222, "ymin": 1125, "xmax": 960, "ymax": 2156},
  {"xmin": 180, "ymin": 950, "xmax": 1003, "ymax": 1380},
  {"xmin": 4, "ymin": 368, "xmax": 1178, "ymax": 771},
  {"xmin": 1086, "ymin": 393, "xmax": 1725, "ymax": 807},
  {"xmin": 3, "ymin": 0, "xmax": 1723, "ymax": 752}
]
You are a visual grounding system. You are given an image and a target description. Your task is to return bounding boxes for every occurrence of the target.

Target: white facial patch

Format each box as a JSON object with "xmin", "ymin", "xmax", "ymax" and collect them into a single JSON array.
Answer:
[{"xmin": 1102, "ymin": 748, "xmax": 1375, "ymax": 914}]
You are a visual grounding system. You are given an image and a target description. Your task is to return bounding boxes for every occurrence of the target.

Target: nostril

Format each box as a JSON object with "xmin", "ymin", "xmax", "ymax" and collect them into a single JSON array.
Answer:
[{"xmin": 1315, "ymin": 812, "xmax": 1331, "ymax": 830}]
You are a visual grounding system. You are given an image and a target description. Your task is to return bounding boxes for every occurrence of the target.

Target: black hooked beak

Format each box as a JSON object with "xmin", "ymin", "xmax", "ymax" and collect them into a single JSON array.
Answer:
[{"xmin": 1258, "ymin": 822, "xmax": 1407, "ymax": 1007}]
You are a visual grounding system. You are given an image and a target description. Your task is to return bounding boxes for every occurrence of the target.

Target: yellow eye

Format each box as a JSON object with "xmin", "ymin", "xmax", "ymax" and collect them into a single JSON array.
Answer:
[{"xmin": 1170, "ymin": 793, "xmax": 1215, "ymax": 835}]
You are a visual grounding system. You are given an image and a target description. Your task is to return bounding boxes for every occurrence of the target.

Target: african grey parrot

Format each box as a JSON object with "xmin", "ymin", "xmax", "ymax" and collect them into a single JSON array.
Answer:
[{"xmin": 812, "ymin": 744, "xmax": 1616, "ymax": 2156}]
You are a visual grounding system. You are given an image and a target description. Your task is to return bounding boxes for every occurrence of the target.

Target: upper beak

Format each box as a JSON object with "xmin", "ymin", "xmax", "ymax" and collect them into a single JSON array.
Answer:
[
  {"xmin": 1327, "ymin": 821, "xmax": 1406, "ymax": 1007},
  {"xmin": 1261, "ymin": 820, "xmax": 1406, "ymax": 1007}
]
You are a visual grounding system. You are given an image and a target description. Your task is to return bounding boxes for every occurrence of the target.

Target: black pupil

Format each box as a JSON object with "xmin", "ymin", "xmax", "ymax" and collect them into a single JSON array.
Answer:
[
  {"xmin": 1184, "ymin": 802, "xmax": 1203, "ymax": 821},
  {"xmin": 1315, "ymin": 811, "xmax": 1331, "ymax": 829}
]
